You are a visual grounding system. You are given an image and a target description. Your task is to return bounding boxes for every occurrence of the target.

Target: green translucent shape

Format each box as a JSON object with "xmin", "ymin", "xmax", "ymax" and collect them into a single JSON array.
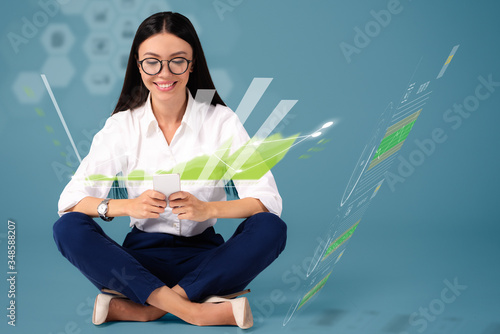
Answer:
[
  {"xmin": 307, "ymin": 147, "xmax": 324, "ymax": 152},
  {"xmin": 181, "ymin": 155, "xmax": 224, "ymax": 180},
  {"xmin": 53, "ymin": 139, "xmax": 61, "ymax": 146},
  {"xmin": 322, "ymin": 221, "xmax": 360, "ymax": 261},
  {"xmin": 180, "ymin": 137, "xmax": 233, "ymax": 180},
  {"xmin": 299, "ymin": 155, "xmax": 311, "ymax": 159},
  {"xmin": 298, "ymin": 271, "xmax": 332, "ymax": 309},
  {"xmin": 317, "ymin": 138, "xmax": 330, "ymax": 145},
  {"xmin": 45, "ymin": 125, "xmax": 54, "ymax": 133},
  {"xmin": 86, "ymin": 133, "xmax": 299, "ymax": 182},
  {"xmin": 372, "ymin": 121, "xmax": 416, "ymax": 160},
  {"xmin": 23, "ymin": 86, "xmax": 34, "ymax": 98},
  {"xmin": 35, "ymin": 108, "xmax": 45, "ymax": 117},
  {"xmin": 87, "ymin": 174, "xmax": 113, "ymax": 181},
  {"xmin": 158, "ymin": 155, "xmax": 227, "ymax": 180},
  {"xmin": 227, "ymin": 133, "xmax": 299, "ymax": 180},
  {"xmin": 127, "ymin": 170, "xmax": 146, "ymax": 181}
]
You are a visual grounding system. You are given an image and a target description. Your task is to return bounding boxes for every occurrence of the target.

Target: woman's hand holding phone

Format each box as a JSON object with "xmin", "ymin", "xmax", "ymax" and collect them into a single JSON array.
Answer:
[{"xmin": 127, "ymin": 189, "xmax": 167, "ymax": 219}]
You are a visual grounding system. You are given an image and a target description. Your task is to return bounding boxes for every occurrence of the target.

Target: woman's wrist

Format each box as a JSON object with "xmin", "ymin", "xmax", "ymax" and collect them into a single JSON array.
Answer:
[
  {"xmin": 205, "ymin": 198, "xmax": 266, "ymax": 220},
  {"xmin": 204, "ymin": 201, "xmax": 217, "ymax": 220},
  {"xmin": 108, "ymin": 199, "xmax": 132, "ymax": 217}
]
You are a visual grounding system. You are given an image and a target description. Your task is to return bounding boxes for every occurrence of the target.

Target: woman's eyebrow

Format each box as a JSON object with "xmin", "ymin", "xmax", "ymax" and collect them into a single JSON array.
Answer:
[
  {"xmin": 142, "ymin": 51, "xmax": 188, "ymax": 58},
  {"xmin": 170, "ymin": 51, "xmax": 188, "ymax": 57},
  {"xmin": 143, "ymin": 51, "xmax": 161, "ymax": 57}
]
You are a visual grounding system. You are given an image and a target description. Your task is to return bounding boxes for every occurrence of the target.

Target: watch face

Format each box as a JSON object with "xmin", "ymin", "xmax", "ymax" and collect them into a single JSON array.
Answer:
[{"xmin": 97, "ymin": 203, "xmax": 106, "ymax": 215}]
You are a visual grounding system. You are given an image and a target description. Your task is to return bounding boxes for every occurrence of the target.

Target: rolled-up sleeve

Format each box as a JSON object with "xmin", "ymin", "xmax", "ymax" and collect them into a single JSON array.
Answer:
[
  {"xmin": 223, "ymin": 112, "xmax": 283, "ymax": 217},
  {"xmin": 233, "ymin": 170, "xmax": 283, "ymax": 217},
  {"xmin": 57, "ymin": 117, "xmax": 125, "ymax": 216}
]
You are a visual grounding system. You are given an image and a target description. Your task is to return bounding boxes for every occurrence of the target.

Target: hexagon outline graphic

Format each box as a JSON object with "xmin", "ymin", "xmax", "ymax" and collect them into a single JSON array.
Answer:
[
  {"xmin": 112, "ymin": 16, "xmax": 139, "ymax": 46},
  {"xmin": 84, "ymin": 1, "xmax": 116, "ymax": 30},
  {"xmin": 12, "ymin": 71, "xmax": 46, "ymax": 104},
  {"xmin": 40, "ymin": 23, "xmax": 75, "ymax": 55},
  {"xmin": 83, "ymin": 64, "xmax": 117, "ymax": 95},
  {"xmin": 83, "ymin": 32, "xmax": 116, "ymax": 62},
  {"xmin": 112, "ymin": 48, "xmax": 130, "ymax": 78},
  {"xmin": 41, "ymin": 56, "xmax": 76, "ymax": 87}
]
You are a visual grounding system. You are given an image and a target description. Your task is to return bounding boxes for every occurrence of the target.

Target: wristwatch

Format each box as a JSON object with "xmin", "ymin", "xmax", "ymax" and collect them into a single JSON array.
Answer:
[{"xmin": 97, "ymin": 198, "xmax": 114, "ymax": 222}]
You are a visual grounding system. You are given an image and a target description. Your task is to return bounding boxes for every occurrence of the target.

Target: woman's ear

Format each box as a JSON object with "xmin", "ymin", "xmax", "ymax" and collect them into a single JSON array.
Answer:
[
  {"xmin": 135, "ymin": 55, "xmax": 140, "ymax": 70},
  {"xmin": 189, "ymin": 59, "xmax": 195, "ymax": 73}
]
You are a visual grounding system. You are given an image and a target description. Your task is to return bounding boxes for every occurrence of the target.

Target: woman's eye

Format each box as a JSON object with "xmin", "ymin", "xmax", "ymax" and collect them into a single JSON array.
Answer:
[{"xmin": 146, "ymin": 60, "xmax": 158, "ymax": 65}]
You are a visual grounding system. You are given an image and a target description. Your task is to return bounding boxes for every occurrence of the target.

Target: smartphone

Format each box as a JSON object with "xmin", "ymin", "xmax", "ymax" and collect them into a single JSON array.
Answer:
[{"xmin": 153, "ymin": 173, "xmax": 181, "ymax": 200}]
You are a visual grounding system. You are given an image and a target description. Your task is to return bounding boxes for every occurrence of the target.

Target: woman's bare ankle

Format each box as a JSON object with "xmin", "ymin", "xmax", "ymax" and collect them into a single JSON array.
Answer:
[
  {"xmin": 145, "ymin": 286, "xmax": 237, "ymax": 326},
  {"xmin": 172, "ymin": 285, "xmax": 189, "ymax": 300},
  {"xmin": 106, "ymin": 298, "xmax": 166, "ymax": 322},
  {"xmin": 193, "ymin": 302, "xmax": 236, "ymax": 327}
]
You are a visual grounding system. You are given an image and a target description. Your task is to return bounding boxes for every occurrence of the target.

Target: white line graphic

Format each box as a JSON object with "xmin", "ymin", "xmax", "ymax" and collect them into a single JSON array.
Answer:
[{"xmin": 41, "ymin": 74, "xmax": 82, "ymax": 163}]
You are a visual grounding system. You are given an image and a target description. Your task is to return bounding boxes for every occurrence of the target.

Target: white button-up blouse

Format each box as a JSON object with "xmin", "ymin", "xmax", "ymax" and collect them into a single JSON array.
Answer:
[{"xmin": 58, "ymin": 90, "xmax": 282, "ymax": 237}]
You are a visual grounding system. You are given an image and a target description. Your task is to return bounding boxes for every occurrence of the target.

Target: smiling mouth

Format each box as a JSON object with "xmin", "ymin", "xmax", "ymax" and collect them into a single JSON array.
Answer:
[{"xmin": 155, "ymin": 82, "xmax": 176, "ymax": 89}]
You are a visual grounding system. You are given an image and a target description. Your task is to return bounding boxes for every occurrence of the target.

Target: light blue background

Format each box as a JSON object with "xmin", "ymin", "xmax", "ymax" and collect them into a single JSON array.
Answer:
[{"xmin": 1, "ymin": 0, "xmax": 499, "ymax": 333}]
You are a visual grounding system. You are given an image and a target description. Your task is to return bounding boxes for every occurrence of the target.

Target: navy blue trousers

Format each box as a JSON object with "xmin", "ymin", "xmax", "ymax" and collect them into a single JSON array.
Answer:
[{"xmin": 53, "ymin": 212, "xmax": 287, "ymax": 305}]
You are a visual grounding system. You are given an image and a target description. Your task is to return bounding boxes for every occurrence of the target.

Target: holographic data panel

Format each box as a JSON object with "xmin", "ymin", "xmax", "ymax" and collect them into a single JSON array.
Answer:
[{"xmin": 283, "ymin": 45, "xmax": 459, "ymax": 326}]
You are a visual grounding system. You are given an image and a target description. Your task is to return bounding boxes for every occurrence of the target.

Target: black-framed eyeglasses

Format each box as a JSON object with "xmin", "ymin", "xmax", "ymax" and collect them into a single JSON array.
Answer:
[{"xmin": 138, "ymin": 57, "xmax": 192, "ymax": 75}]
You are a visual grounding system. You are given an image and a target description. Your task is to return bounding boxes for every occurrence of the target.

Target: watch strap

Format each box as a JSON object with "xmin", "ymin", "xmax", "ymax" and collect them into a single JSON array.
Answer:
[{"xmin": 98, "ymin": 198, "xmax": 114, "ymax": 222}]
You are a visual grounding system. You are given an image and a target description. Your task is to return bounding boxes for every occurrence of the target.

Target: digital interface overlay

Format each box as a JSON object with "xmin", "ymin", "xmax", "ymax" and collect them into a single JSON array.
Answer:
[{"xmin": 283, "ymin": 45, "xmax": 460, "ymax": 326}]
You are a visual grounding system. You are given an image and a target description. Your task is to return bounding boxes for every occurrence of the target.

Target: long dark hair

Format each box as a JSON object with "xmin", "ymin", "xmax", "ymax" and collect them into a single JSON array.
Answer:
[{"xmin": 112, "ymin": 12, "xmax": 225, "ymax": 115}]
